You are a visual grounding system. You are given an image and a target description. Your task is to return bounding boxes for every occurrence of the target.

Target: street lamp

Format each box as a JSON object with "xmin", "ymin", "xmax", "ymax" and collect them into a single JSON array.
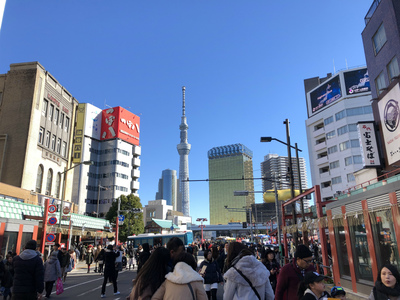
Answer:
[
  {"xmin": 59, "ymin": 160, "xmax": 93, "ymax": 229},
  {"xmin": 196, "ymin": 218, "xmax": 207, "ymax": 243}
]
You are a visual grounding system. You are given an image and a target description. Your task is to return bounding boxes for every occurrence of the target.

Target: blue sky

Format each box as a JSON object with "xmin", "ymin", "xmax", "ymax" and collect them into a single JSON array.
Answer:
[{"xmin": 0, "ymin": 1, "xmax": 373, "ymax": 224}]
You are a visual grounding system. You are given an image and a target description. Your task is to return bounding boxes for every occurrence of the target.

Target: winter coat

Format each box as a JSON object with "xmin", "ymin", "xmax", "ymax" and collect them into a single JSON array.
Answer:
[
  {"xmin": 368, "ymin": 287, "xmax": 400, "ymax": 300},
  {"xmin": 96, "ymin": 249, "xmax": 105, "ymax": 263},
  {"xmin": 223, "ymin": 255, "xmax": 274, "ymax": 300},
  {"xmin": 86, "ymin": 250, "xmax": 94, "ymax": 265},
  {"xmin": 300, "ymin": 288, "xmax": 330, "ymax": 300},
  {"xmin": 1, "ymin": 260, "xmax": 14, "ymax": 288},
  {"xmin": 264, "ymin": 259, "xmax": 280, "ymax": 290},
  {"xmin": 151, "ymin": 262, "xmax": 207, "ymax": 300},
  {"xmin": 138, "ymin": 251, "xmax": 151, "ymax": 272},
  {"xmin": 199, "ymin": 259, "xmax": 222, "ymax": 284},
  {"xmin": 59, "ymin": 251, "xmax": 71, "ymax": 268},
  {"xmin": 275, "ymin": 259, "xmax": 316, "ymax": 300},
  {"xmin": 104, "ymin": 249, "xmax": 120, "ymax": 271},
  {"xmin": 12, "ymin": 249, "xmax": 44, "ymax": 295},
  {"xmin": 44, "ymin": 252, "xmax": 62, "ymax": 282}
]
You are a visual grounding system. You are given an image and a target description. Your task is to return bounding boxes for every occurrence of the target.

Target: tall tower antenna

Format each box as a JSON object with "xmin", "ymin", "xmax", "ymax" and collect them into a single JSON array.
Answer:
[{"xmin": 177, "ymin": 86, "xmax": 191, "ymax": 216}]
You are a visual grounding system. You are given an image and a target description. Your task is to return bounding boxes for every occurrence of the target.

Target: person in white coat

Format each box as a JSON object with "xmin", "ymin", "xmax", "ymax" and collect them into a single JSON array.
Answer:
[{"xmin": 223, "ymin": 242, "xmax": 274, "ymax": 300}]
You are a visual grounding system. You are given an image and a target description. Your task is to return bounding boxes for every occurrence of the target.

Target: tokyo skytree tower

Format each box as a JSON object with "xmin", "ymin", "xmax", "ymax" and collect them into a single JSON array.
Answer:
[{"xmin": 177, "ymin": 86, "xmax": 191, "ymax": 216}]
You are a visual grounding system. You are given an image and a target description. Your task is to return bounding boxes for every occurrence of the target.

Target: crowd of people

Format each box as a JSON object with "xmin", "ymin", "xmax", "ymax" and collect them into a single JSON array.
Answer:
[{"xmin": 2, "ymin": 238, "xmax": 400, "ymax": 299}]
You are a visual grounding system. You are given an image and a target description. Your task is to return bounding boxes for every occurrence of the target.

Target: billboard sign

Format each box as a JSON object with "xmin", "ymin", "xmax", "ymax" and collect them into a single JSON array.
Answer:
[
  {"xmin": 378, "ymin": 84, "xmax": 400, "ymax": 165},
  {"xmin": 357, "ymin": 122, "xmax": 381, "ymax": 167},
  {"xmin": 344, "ymin": 68, "xmax": 370, "ymax": 95},
  {"xmin": 101, "ymin": 107, "xmax": 140, "ymax": 145},
  {"xmin": 309, "ymin": 75, "xmax": 342, "ymax": 115},
  {"xmin": 73, "ymin": 103, "xmax": 86, "ymax": 163},
  {"xmin": 84, "ymin": 103, "xmax": 102, "ymax": 140}
]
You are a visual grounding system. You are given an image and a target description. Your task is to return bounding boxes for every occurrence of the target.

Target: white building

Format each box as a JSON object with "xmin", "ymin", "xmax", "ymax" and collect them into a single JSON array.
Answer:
[
  {"xmin": 304, "ymin": 67, "xmax": 374, "ymax": 201},
  {"xmin": 71, "ymin": 104, "xmax": 141, "ymax": 216}
]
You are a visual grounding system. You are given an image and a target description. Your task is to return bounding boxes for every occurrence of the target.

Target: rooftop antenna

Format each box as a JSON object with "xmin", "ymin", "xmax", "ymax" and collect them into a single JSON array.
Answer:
[{"xmin": 182, "ymin": 86, "xmax": 186, "ymax": 116}]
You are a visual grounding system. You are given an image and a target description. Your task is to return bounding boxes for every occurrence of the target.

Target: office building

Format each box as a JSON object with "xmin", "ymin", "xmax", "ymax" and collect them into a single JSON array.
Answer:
[
  {"xmin": 208, "ymin": 144, "xmax": 255, "ymax": 225},
  {"xmin": 155, "ymin": 169, "xmax": 178, "ymax": 210},
  {"xmin": 71, "ymin": 103, "xmax": 141, "ymax": 216},
  {"xmin": 304, "ymin": 67, "xmax": 374, "ymax": 201},
  {"xmin": 362, "ymin": 0, "xmax": 400, "ymax": 171},
  {"xmin": 177, "ymin": 87, "xmax": 191, "ymax": 216},
  {"xmin": 0, "ymin": 62, "xmax": 77, "ymax": 207}
]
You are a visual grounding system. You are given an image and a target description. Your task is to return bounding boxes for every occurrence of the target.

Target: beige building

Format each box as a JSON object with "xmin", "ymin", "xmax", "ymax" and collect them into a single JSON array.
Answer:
[{"xmin": 0, "ymin": 62, "xmax": 78, "ymax": 209}]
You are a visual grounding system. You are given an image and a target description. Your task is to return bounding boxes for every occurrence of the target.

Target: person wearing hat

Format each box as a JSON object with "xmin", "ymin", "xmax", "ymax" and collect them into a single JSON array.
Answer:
[
  {"xmin": 12, "ymin": 240, "xmax": 44, "ymax": 299},
  {"xmin": 330, "ymin": 286, "xmax": 347, "ymax": 299},
  {"xmin": 275, "ymin": 244, "xmax": 316, "ymax": 300},
  {"xmin": 297, "ymin": 271, "xmax": 330, "ymax": 300},
  {"xmin": 368, "ymin": 264, "xmax": 400, "ymax": 300}
]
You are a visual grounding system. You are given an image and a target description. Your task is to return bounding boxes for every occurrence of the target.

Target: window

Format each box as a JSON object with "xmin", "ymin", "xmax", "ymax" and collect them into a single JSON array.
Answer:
[
  {"xmin": 38, "ymin": 127, "xmax": 44, "ymax": 144},
  {"xmin": 350, "ymin": 139, "xmax": 360, "ymax": 148},
  {"xmin": 347, "ymin": 107, "xmax": 364, "ymax": 116},
  {"xmin": 326, "ymin": 130, "xmax": 336, "ymax": 140},
  {"xmin": 56, "ymin": 138, "xmax": 61, "ymax": 153},
  {"xmin": 332, "ymin": 176, "xmax": 342, "ymax": 185},
  {"xmin": 45, "ymin": 131, "xmax": 50, "ymax": 147},
  {"xmin": 336, "ymin": 110, "xmax": 346, "ymax": 121},
  {"xmin": 328, "ymin": 145, "xmax": 338, "ymax": 154},
  {"xmin": 345, "ymin": 156, "xmax": 353, "ymax": 166},
  {"xmin": 373, "ymin": 23, "xmax": 387, "ymax": 55},
  {"xmin": 387, "ymin": 56, "xmax": 400, "ymax": 82},
  {"xmin": 36, "ymin": 165, "xmax": 43, "ymax": 193},
  {"xmin": 330, "ymin": 161, "xmax": 340, "ymax": 169},
  {"xmin": 364, "ymin": 106, "xmax": 373, "ymax": 114},
  {"xmin": 339, "ymin": 141, "xmax": 350, "ymax": 151},
  {"xmin": 51, "ymin": 135, "xmax": 56, "ymax": 151},
  {"xmin": 347, "ymin": 173, "xmax": 356, "ymax": 182},
  {"xmin": 324, "ymin": 116, "xmax": 334, "ymax": 126},
  {"xmin": 337, "ymin": 125, "xmax": 348, "ymax": 136},
  {"xmin": 55, "ymin": 173, "xmax": 61, "ymax": 198},
  {"xmin": 59, "ymin": 113, "xmax": 64, "ymax": 128},
  {"xmin": 62, "ymin": 142, "xmax": 67, "ymax": 157},
  {"xmin": 46, "ymin": 169, "xmax": 53, "ymax": 195},
  {"xmin": 48, "ymin": 104, "xmax": 54, "ymax": 121},
  {"xmin": 348, "ymin": 124, "xmax": 358, "ymax": 132},
  {"xmin": 375, "ymin": 71, "xmax": 386, "ymax": 95},
  {"xmin": 42, "ymin": 99, "xmax": 48, "ymax": 116},
  {"xmin": 54, "ymin": 109, "xmax": 59, "ymax": 125},
  {"xmin": 353, "ymin": 155, "xmax": 362, "ymax": 164},
  {"xmin": 65, "ymin": 117, "xmax": 70, "ymax": 132}
]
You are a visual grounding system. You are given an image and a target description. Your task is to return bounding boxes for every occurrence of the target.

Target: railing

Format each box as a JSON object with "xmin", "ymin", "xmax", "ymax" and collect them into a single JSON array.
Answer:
[{"xmin": 365, "ymin": 0, "xmax": 381, "ymax": 25}]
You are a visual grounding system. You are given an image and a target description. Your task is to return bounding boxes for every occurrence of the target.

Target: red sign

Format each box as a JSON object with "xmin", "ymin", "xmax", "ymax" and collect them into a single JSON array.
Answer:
[
  {"xmin": 48, "ymin": 217, "xmax": 57, "ymax": 225},
  {"xmin": 48, "ymin": 205, "xmax": 57, "ymax": 214},
  {"xmin": 101, "ymin": 107, "xmax": 140, "ymax": 145}
]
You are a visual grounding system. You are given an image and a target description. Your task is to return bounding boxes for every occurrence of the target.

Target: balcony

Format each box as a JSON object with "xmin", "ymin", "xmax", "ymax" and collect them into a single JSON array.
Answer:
[
  {"xmin": 313, "ymin": 127, "xmax": 325, "ymax": 138},
  {"xmin": 316, "ymin": 156, "xmax": 328, "ymax": 166},
  {"xmin": 132, "ymin": 157, "xmax": 141, "ymax": 167},
  {"xmin": 133, "ymin": 146, "xmax": 141, "ymax": 156},
  {"xmin": 320, "ymin": 171, "xmax": 330, "ymax": 179},
  {"xmin": 131, "ymin": 181, "xmax": 140, "ymax": 190},
  {"xmin": 315, "ymin": 141, "xmax": 327, "ymax": 152},
  {"xmin": 132, "ymin": 169, "xmax": 140, "ymax": 178}
]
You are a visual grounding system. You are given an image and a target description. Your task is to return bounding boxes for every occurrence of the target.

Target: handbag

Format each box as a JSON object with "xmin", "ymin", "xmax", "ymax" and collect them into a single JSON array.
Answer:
[{"xmin": 56, "ymin": 278, "xmax": 64, "ymax": 295}]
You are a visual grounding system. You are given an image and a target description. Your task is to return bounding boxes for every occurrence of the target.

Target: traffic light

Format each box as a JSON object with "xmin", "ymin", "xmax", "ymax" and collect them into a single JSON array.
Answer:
[{"xmin": 242, "ymin": 222, "xmax": 247, "ymax": 228}]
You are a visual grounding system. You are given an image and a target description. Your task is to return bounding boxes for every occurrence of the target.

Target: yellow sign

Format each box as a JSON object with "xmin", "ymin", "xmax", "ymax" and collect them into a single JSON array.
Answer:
[
  {"xmin": 72, "ymin": 104, "xmax": 86, "ymax": 163},
  {"xmin": 263, "ymin": 189, "xmax": 301, "ymax": 203}
]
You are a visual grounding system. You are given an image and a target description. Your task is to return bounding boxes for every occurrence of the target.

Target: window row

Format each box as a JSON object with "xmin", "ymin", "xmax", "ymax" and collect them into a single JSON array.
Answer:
[
  {"xmin": 93, "ymin": 160, "xmax": 129, "ymax": 168},
  {"xmin": 38, "ymin": 127, "xmax": 67, "ymax": 157},
  {"xmin": 85, "ymin": 198, "xmax": 116, "ymax": 204},
  {"xmin": 339, "ymin": 139, "xmax": 360, "ymax": 151},
  {"xmin": 375, "ymin": 56, "xmax": 400, "ymax": 95},
  {"xmin": 41, "ymin": 99, "xmax": 70, "ymax": 132},
  {"xmin": 335, "ymin": 106, "xmax": 373, "ymax": 121},
  {"xmin": 337, "ymin": 124, "xmax": 358, "ymax": 136},
  {"xmin": 87, "ymin": 172, "xmax": 129, "ymax": 180},
  {"xmin": 89, "ymin": 148, "xmax": 130, "ymax": 156},
  {"xmin": 86, "ymin": 185, "xmax": 129, "ymax": 192},
  {"xmin": 35, "ymin": 165, "xmax": 62, "ymax": 198}
]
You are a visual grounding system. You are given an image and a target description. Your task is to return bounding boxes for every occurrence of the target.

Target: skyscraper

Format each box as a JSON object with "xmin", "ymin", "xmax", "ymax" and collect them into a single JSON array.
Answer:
[
  {"xmin": 208, "ymin": 144, "xmax": 255, "ymax": 225},
  {"xmin": 177, "ymin": 87, "xmax": 191, "ymax": 216},
  {"xmin": 155, "ymin": 169, "xmax": 178, "ymax": 210}
]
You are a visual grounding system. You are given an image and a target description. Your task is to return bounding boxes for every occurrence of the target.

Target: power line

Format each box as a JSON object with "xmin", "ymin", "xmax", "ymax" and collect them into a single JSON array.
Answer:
[{"xmin": 183, "ymin": 177, "xmax": 281, "ymax": 183}]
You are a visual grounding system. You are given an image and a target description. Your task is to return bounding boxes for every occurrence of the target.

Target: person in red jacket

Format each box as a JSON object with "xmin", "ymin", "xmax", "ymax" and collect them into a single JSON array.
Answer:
[{"xmin": 275, "ymin": 244, "xmax": 316, "ymax": 300}]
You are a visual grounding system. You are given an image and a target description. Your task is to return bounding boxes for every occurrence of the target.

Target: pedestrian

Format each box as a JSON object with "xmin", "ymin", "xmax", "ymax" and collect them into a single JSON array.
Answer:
[
  {"xmin": 74, "ymin": 247, "xmax": 80, "ymax": 263},
  {"xmin": 330, "ymin": 286, "xmax": 347, "ymax": 299},
  {"xmin": 59, "ymin": 246, "xmax": 71, "ymax": 282},
  {"xmin": 151, "ymin": 252, "xmax": 208, "ymax": 300},
  {"xmin": 262, "ymin": 249, "xmax": 280, "ymax": 292},
  {"xmin": 275, "ymin": 244, "xmax": 316, "ymax": 300},
  {"xmin": 126, "ymin": 246, "xmax": 135, "ymax": 271},
  {"xmin": 1, "ymin": 254, "xmax": 14, "ymax": 300},
  {"xmin": 128, "ymin": 247, "xmax": 170, "ymax": 300},
  {"xmin": 298, "ymin": 271, "xmax": 330, "ymax": 300},
  {"xmin": 86, "ymin": 245, "xmax": 94, "ymax": 273},
  {"xmin": 115, "ymin": 245, "xmax": 124, "ymax": 279},
  {"xmin": 12, "ymin": 240, "xmax": 44, "ymax": 300},
  {"xmin": 96, "ymin": 246, "xmax": 105, "ymax": 275},
  {"xmin": 101, "ymin": 245, "xmax": 120, "ymax": 298},
  {"xmin": 137, "ymin": 243, "xmax": 151, "ymax": 273},
  {"xmin": 94, "ymin": 245, "xmax": 102, "ymax": 273},
  {"xmin": 223, "ymin": 242, "xmax": 274, "ymax": 300},
  {"xmin": 68, "ymin": 249, "xmax": 75, "ymax": 270},
  {"xmin": 199, "ymin": 249, "xmax": 223, "ymax": 300},
  {"xmin": 43, "ymin": 251, "xmax": 62, "ymax": 299},
  {"xmin": 81, "ymin": 245, "xmax": 87, "ymax": 261},
  {"xmin": 368, "ymin": 264, "xmax": 400, "ymax": 300},
  {"xmin": 166, "ymin": 237, "xmax": 184, "ymax": 272}
]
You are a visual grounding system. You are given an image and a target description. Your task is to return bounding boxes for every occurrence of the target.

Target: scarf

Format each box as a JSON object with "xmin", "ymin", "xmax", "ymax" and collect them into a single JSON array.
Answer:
[{"xmin": 374, "ymin": 281, "xmax": 400, "ymax": 300}]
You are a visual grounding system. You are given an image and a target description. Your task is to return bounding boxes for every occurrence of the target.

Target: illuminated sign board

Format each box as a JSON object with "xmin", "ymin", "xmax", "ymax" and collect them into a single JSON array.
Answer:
[
  {"xmin": 101, "ymin": 107, "xmax": 140, "ymax": 145},
  {"xmin": 344, "ymin": 68, "xmax": 370, "ymax": 95},
  {"xmin": 309, "ymin": 75, "xmax": 342, "ymax": 115}
]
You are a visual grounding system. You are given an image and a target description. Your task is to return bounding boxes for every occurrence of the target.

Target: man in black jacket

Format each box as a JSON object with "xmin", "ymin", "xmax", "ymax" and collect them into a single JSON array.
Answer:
[
  {"xmin": 12, "ymin": 240, "xmax": 44, "ymax": 299},
  {"xmin": 101, "ymin": 245, "xmax": 120, "ymax": 298}
]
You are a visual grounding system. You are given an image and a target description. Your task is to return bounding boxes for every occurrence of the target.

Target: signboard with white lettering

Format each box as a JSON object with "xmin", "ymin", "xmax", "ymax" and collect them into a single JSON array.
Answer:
[{"xmin": 357, "ymin": 122, "xmax": 381, "ymax": 167}]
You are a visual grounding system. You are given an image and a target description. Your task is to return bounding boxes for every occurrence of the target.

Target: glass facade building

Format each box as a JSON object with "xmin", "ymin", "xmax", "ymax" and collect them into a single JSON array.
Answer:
[
  {"xmin": 155, "ymin": 169, "xmax": 178, "ymax": 210},
  {"xmin": 208, "ymin": 144, "xmax": 255, "ymax": 225}
]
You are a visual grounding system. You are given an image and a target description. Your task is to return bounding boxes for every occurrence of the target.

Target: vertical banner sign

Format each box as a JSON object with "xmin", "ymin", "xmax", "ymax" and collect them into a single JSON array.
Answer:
[
  {"xmin": 73, "ymin": 103, "xmax": 86, "ymax": 163},
  {"xmin": 357, "ymin": 122, "xmax": 381, "ymax": 167},
  {"xmin": 378, "ymin": 83, "xmax": 400, "ymax": 165}
]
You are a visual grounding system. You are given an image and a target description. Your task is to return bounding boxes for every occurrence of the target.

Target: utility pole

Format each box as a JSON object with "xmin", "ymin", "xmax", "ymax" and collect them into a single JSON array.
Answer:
[
  {"xmin": 274, "ymin": 172, "xmax": 283, "ymax": 266},
  {"xmin": 116, "ymin": 198, "xmax": 120, "ymax": 244}
]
